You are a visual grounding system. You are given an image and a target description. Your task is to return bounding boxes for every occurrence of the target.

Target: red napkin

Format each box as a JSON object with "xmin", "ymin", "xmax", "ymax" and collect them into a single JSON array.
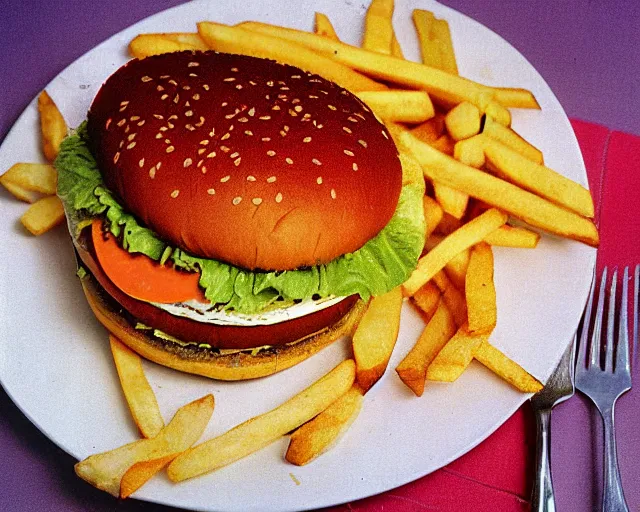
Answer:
[{"xmin": 327, "ymin": 119, "xmax": 640, "ymax": 512}]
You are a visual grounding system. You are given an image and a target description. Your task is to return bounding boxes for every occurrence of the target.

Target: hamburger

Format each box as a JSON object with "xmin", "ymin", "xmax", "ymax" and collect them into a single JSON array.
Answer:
[{"xmin": 55, "ymin": 50, "xmax": 425, "ymax": 380}]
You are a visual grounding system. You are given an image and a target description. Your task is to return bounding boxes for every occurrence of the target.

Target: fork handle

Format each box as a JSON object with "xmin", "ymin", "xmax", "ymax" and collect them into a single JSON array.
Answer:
[
  {"xmin": 532, "ymin": 408, "xmax": 556, "ymax": 512},
  {"xmin": 602, "ymin": 404, "xmax": 630, "ymax": 512}
]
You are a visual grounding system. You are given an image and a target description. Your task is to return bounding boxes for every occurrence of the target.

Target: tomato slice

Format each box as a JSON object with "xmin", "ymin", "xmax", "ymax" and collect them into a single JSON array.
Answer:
[{"xmin": 91, "ymin": 219, "xmax": 206, "ymax": 304}]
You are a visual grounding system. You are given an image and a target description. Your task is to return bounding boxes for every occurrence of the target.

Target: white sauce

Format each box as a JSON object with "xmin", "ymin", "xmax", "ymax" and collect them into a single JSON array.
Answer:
[{"xmin": 149, "ymin": 295, "xmax": 347, "ymax": 326}]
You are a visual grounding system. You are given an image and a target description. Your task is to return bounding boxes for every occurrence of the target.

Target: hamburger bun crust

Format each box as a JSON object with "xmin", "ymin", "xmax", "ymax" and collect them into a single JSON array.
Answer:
[
  {"xmin": 87, "ymin": 51, "xmax": 402, "ymax": 271},
  {"xmin": 81, "ymin": 271, "xmax": 366, "ymax": 380}
]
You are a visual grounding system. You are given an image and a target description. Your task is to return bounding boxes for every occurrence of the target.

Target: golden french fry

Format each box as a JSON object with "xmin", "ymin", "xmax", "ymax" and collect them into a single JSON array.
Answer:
[
  {"xmin": 491, "ymin": 87, "xmax": 540, "ymax": 110},
  {"xmin": 403, "ymin": 208, "xmax": 507, "ymax": 296},
  {"xmin": 1, "ymin": 179, "xmax": 41, "ymax": 203},
  {"xmin": 201, "ymin": 23, "xmax": 385, "ymax": 92},
  {"xmin": 423, "ymin": 195, "xmax": 444, "ymax": 240},
  {"xmin": 482, "ymin": 116, "xmax": 543, "ymax": 164},
  {"xmin": 434, "ymin": 183, "xmax": 468, "ymax": 219},
  {"xmin": 357, "ymin": 90, "xmax": 434, "ymax": 124},
  {"xmin": 353, "ymin": 287, "xmax": 403, "ymax": 392},
  {"xmin": 454, "ymin": 135, "xmax": 486, "ymax": 168},
  {"xmin": 434, "ymin": 212, "xmax": 462, "ymax": 235},
  {"xmin": 411, "ymin": 281, "xmax": 441, "ymax": 321},
  {"xmin": 427, "ymin": 323, "xmax": 489, "ymax": 382},
  {"xmin": 396, "ymin": 299, "xmax": 456, "ymax": 396},
  {"xmin": 412, "ymin": 10, "xmax": 459, "ymax": 75},
  {"xmin": 432, "ymin": 271, "xmax": 467, "ymax": 328},
  {"xmin": 411, "ymin": 114, "xmax": 446, "ymax": 144},
  {"xmin": 75, "ymin": 394, "xmax": 214, "ymax": 497},
  {"xmin": 236, "ymin": 22, "xmax": 536, "ymax": 110},
  {"xmin": 0, "ymin": 163, "xmax": 57, "ymax": 195},
  {"xmin": 483, "ymin": 138, "xmax": 594, "ymax": 218},
  {"xmin": 484, "ymin": 225, "xmax": 540, "ymax": 248},
  {"xmin": 38, "ymin": 91, "xmax": 67, "ymax": 162},
  {"xmin": 120, "ymin": 454, "xmax": 175, "ymax": 499},
  {"xmin": 129, "ymin": 33, "xmax": 208, "ymax": 58},
  {"xmin": 110, "ymin": 335, "xmax": 164, "ymax": 439},
  {"xmin": 362, "ymin": 0, "xmax": 395, "ymax": 55},
  {"xmin": 20, "ymin": 195, "xmax": 65, "ymax": 235},
  {"xmin": 424, "ymin": 235, "xmax": 470, "ymax": 290},
  {"xmin": 465, "ymin": 243, "xmax": 496, "ymax": 333},
  {"xmin": 429, "ymin": 134, "xmax": 456, "ymax": 156},
  {"xmin": 445, "ymin": 101, "xmax": 481, "ymax": 141},
  {"xmin": 475, "ymin": 341, "xmax": 543, "ymax": 392},
  {"xmin": 286, "ymin": 384, "xmax": 364, "ymax": 466},
  {"xmin": 167, "ymin": 360, "xmax": 355, "ymax": 481},
  {"xmin": 400, "ymin": 131, "xmax": 599, "ymax": 247},
  {"xmin": 481, "ymin": 98, "xmax": 511, "ymax": 127},
  {"xmin": 391, "ymin": 32, "xmax": 404, "ymax": 59},
  {"xmin": 314, "ymin": 12, "xmax": 339, "ymax": 40}
]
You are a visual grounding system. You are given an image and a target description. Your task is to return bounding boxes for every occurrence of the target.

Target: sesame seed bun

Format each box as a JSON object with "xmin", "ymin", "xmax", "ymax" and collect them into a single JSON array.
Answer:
[{"xmin": 86, "ymin": 51, "xmax": 402, "ymax": 271}]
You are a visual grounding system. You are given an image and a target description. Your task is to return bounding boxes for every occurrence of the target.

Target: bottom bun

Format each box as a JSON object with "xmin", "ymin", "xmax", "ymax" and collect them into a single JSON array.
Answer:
[{"xmin": 81, "ymin": 273, "xmax": 366, "ymax": 381}]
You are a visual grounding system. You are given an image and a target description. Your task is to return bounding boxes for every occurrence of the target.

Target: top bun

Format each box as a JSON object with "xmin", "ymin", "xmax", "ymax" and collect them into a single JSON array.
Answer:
[{"xmin": 87, "ymin": 51, "xmax": 402, "ymax": 271}]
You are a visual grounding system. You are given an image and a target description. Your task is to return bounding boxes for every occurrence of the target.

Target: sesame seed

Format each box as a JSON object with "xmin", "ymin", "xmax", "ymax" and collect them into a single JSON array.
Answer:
[
  {"xmin": 125, "ymin": 125, "xmax": 130, "ymax": 134},
  {"xmin": 185, "ymin": 101, "xmax": 191, "ymax": 107},
  {"xmin": 183, "ymin": 86, "xmax": 191, "ymax": 91},
  {"xmin": 117, "ymin": 119, "xmax": 126, "ymax": 127},
  {"xmin": 127, "ymin": 133, "xmax": 136, "ymax": 141},
  {"xmin": 161, "ymin": 94, "xmax": 168, "ymax": 100},
  {"xmin": 171, "ymin": 190, "xmax": 179, "ymax": 198},
  {"xmin": 153, "ymin": 114, "xmax": 164, "ymax": 119},
  {"xmin": 248, "ymin": 108, "xmax": 255, "ymax": 116},
  {"xmin": 149, "ymin": 167, "xmax": 156, "ymax": 178},
  {"xmin": 267, "ymin": 150, "xmax": 276, "ymax": 157},
  {"xmin": 252, "ymin": 197, "xmax": 263, "ymax": 205},
  {"xmin": 209, "ymin": 129, "xmax": 215, "ymax": 136},
  {"xmin": 353, "ymin": 163, "xmax": 359, "ymax": 171},
  {"xmin": 185, "ymin": 110, "xmax": 193, "ymax": 117},
  {"xmin": 119, "ymin": 105, "xmax": 128, "ymax": 112},
  {"xmin": 312, "ymin": 158, "xmax": 322, "ymax": 166},
  {"xmin": 316, "ymin": 177, "xmax": 323, "ymax": 184},
  {"xmin": 195, "ymin": 116, "xmax": 205, "ymax": 127},
  {"xmin": 130, "ymin": 116, "xmax": 140, "ymax": 121},
  {"xmin": 188, "ymin": 61, "xmax": 199, "ymax": 67},
  {"xmin": 159, "ymin": 75, "xmax": 169, "ymax": 79},
  {"xmin": 262, "ymin": 137, "xmax": 271, "ymax": 142},
  {"xmin": 198, "ymin": 148, "xmax": 206, "ymax": 155},
  {"xmin": 281, "ymin": 86, "xmax": 290, "ymax": 91},
  {"xmin": 186, "ymin": 124, "xmax": 195, "ymax": 131},
  {"xmin": 105, "ymin": 118, "xmax": 112, "ymax": 129},
  {"xmin": 157, "ymin": 85, "xmax": 165, "ymax": 92},
  {"xmin": 207, "ymin": 188, "xmax": 215, "ymax": 195},
  {"xmin": 292, "ymin": 98, "xmax": 300, "ymax": 104},
  {"xmin": 344, "ymin": 149, "xmax": 354, "ymax": 156},
  {"xmin": 197, "ymin": 160, "xmax": 204, "ymax": 167},
  {"xmin": 223, "ymin": 77, "xmax": 236, "ymax": 82},
  {"xmin": 173, "ymin": 94, "xmax": 180, "ymax": 104},
  {"xmin": 267, "ymin": 176, "xmax": 277, "ymax": 183},
  {"xmin": 119, "ymin": 141, "xmax": 124, "ymax": 149},
  {"xmin": 238, "ymin": 117, "xmax": 248, "ymax": 123},
  {"xmin": 309, "ymin": 95, "xmax": 318, "ymax": 99},
  {"xmin": 199, "ymin": 140, "xmax": 209, "ymax": 145},
  {"xmin": 355, "ymin": 113, "xmax": 366, "ymax": 120},
  {"xmin": 228, "ymin": 124, "xmax": 234, "ymax": 131},
  {"xmin": 113, "ymin": 152, "xmax": 120, "ymax": 163},
  {"xmin": 232, "ymin": 196, "xmax": 242, "ymax": 205},
  {"xmin": 207, "ymin": 152, "xmax": 216, "ymax": 158},
  {"xmin": 259, "ymin": 115, "xmax": 271, "ymax": 120},
  {"xmin": 320, "ymin": 90, "xmax": 329, "ymax": 95},
  {"xmin": 230, "ymin": 152, "xmax": 239, "ymax": 158},
  {"xmin": 245, "ymin": 130, "xmax": 253, "ymax": 136},
  {"xmin": 328, "ymin": 105, "xmax": 337, "ymax": 111},
  {"xmin": 126, "ymin": 142, "xmax": 136, "ymax": 150},
  {"xmin": 291, "ymin": 74, "xmax": 301, "ymax": 79},
  {"xmin": 358, "ymin": 140, "xmax": 368, "ymax": 148},
  {"xmin": 167, "ymin": 122, "xmax": 174, "ymax": 129},
  {"xmin": 184, "ymin": 158, "xmax": 193, "ymax": 168},
  {"xmin": 220, "ymin": 146, "xmax": 230, "ymax": 152},
  {"xmin": 317, "ymin": 124, "xmax": 324, "ymax": 129},
  {"xmin": 166, "ymin": 146, "xmax": 175, "ymax": 153},
  {"xmin": 280, "ymin": 130, "xmax": 287, "ymax": 137},
  {"xmin": 303, "ymin": 113, "xmax": 311, "ymax": 119},
  {"xmin": 155, "ymin": 133, "xmax": 163, "ymax": 139},
  {"xmin": 275, "ymin": 193, "xmax": 283, "ymax": 203},
  {"xmin": 137, "ymin": 120, "xmax": 145, "ymax": 127},
  {"xmin": 168, "ymin": 79, "xmax": 178, "ymax": 86},
  {"xmin": 221, "ymin": 175, "xmax": 230, "ymax": 182},
  {"xmin": 138, "ymin": 158, "xmax": 145, "ymax": 168},
  {"xmin": 157, "ymin": 162, "xmax": 162, "ymax": 170},
  {"xmin": 343, "ymin": 127, "xmax": 352, "ymax": 134},
  {"xmin": 303, "ymin": 137, "xmax": 312, "ymax": 143},
  {"xmin": 348, "ymin": 117, "xmax": 358, "ymax": 123},
  {"xmin": 286, "ymin": 158, "xmax": 293, "ymax": 164},
  {"xmin": 203, "ymin": 84, "xmax": 210, "ymax": 90},
  {"xmin": 192, "ymin": 93, "xmax": 200, "ymax": 100},
  {"xmin": 382, "ymin": 130, "xmax": 389, "ymax": 139},
  {"xmin": 164, "ymin": 138, "xmax": 171, "ymax": 144},
  {"xmin": 294, "ymin": 105, "xmax": 303, "ymax": 112},
  {"xmin": 236, "ymin": 84, "xmax": 243, "ymax": 90},
  {"xmin": 288, "ymin": 109, "xmax": 298, "ymax": 117},
  {"xmin": 278, "ymin": 94, "xmax": 288, "ymax": 100},
  {"xmin": 272, "ymin": 105, "xmax": 281, "ymax": 111},
  {"xmin": 249, "ymin": 80, "xmax": 257, "ymax": 85},
  {"xmin": 201, "ymin": 166, "xmax": 207, "ymax": 174},
  {"xmin": 221, "ymin": 133, "xmax": 231, "ymax": 141},
  {"xmin": 231, "ymin": 67, "xmax": 238, "ymax": 72},
  {"xmin": 331, "ymin": 189, "xmax": 337, "ymax": 199},
  {"xmin": 160, "ymin": 126, "xmax": 168, "ymax": 132},
  {"xmin": 267, "ymin": 81, "xmax": 274, "ymax": 87},
  {"xmin": 141, "ymin": 76, "xmax": 152, "ymax": 82}
]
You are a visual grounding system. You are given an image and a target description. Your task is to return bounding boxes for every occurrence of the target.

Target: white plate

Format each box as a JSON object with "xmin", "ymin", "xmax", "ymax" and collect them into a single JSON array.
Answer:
[{"xmin": 0, "ymin": 1, "xmax": 595, "ymax": 511}]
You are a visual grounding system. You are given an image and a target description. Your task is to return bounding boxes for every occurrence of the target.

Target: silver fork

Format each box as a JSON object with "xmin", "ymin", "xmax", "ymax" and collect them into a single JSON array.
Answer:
[{"xmin": 575, "ymin": 265, "xmax": 639, "ymax": 512}]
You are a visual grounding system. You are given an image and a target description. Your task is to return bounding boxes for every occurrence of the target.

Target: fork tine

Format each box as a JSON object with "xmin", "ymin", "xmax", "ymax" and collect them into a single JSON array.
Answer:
[
  {"xmin": 577, "ymin": 266, "xmax": 597, "ymax": 369},
  {"xmin": 590, "ymin": 267, "xmax": 608, "ymax": 368},
  {"xmin": 616, "ymin": 266, "xmax": 631, "ymax": 374},
  {"xmin": 605, "ymin": 268, "xmax": 619, "ymax": 372}
]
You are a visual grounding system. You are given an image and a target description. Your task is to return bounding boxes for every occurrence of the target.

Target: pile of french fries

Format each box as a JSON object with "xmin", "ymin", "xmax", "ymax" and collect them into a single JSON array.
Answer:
[{"xmin": 3, "ymin": 0, "xmax": 601, "ymax": 499}]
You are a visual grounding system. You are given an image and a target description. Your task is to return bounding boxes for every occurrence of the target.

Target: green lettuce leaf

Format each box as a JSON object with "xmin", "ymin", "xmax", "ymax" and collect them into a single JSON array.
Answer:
[{"xmin": 56, "ymin": 122, "xmax": 425, "ymax": 314}]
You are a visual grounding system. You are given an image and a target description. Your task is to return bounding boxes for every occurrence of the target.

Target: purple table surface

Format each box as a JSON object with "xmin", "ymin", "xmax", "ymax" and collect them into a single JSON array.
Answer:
[{"xmin": 0, "ymin": 1, "xmax": 638, "ymax": 511}]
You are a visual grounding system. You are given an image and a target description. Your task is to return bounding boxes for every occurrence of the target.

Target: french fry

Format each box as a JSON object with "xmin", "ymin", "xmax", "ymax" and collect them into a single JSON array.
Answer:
[
  {"xmin": 314, "ymin": 12, "xmax": 339, "ymax": 40},
  {"xmin": 396, "ymin": 299, "xmax": 456, "ymax": 396},
  {"xmin": 411, "ymin": 281, "xmax": 441, "ymax": 321},
  {"xmin": 38, "ymin": 91, "xmax": 67, "ymax": 162},
  {"xmin": 391, "ymin": 32, "xmax": 404, "ymax": 59},
  {"xmin": 236, "ymin": 22, "xmax": 536, "ymax": 110},
  {"xmin": 411, "ymin": 114, "xmax": 445, "ymax": 144},
  {"xmin": 484, "ymin": 225, "xmax": 540, "ymax": 248},
  {"xmin": 432, "ymin": 271, "xmax": 467, "ymax": 328},
  {"xmin": 427, "ymin": 324, "xmax": 489, "ymax": 382},
  {"xmin": 200, "ymin": 23, "xmax": 385, "ymax": 93},
  {"xmin": 400, "ymin": 131, "xmax": 599, "ymax": 247},
  {"xmin": 481, "ymin": 97, "xmax": 511, "ymax": 127},
  {"xmin": 424, "ymin": 235, "xmax": 470, "ymax": 290},
  {"xmin": 353, "ymin": 286, "xmax": 403, "ymax": 392},
  {"xmin": 483, "ymin": 137, "xmax": 594, "ymax": 218},
  {"xmin": 129, "ymin": 33, "xmax": 208, "ymax": 58},
  {"xmin": 430, "ymin": 134, "xmax": 456, "ymax": 156},
  {"xmin": 434, "ymin": 183, "xmax": 468, "ymax": 219},
  {"xmin": 402, "ymin": 208, "xmax": 508, "ymax": 296},
  {"xmin": 465, "ymin": 243, "xmax": 496, "ymax": 334},
  {"xmin": 0, "ymin": 163, "xmax": 57, "ymax": 195},
  {"xmin": 1, "ymin": 180, "xmax": 41, "ymax": 203},
  {"xmin": 491, "ymin": 87, "xmax": 540, "ymax": 110},
  {"xmin": 356, "ymin": 90, "xmax": 434, "ymax": 124},
  {"xmin": 110, "ymin": 335, "xmax": 164, "ymax": 439},
  {"xmin": 20, "ymin": 195, "xmax": 65, "ymax": 235},
  {"xmin": 434, "ymin": 212, "xmax": 462, "ymax": 235},
  {"xmin": 362, "ymin": 0, "xmax": 395, "ymax": 55},
  {"xmin": 475, "ymin": 342, "xmax": 543, "ymax": 392},
  {"xmin": 286, "ymin": 384, "xmax": 364, "ymax": 466},
  {"xmin": 120, "ymin": 455, "xmax": 176, "ymax": 499},
  {"xmin": 75, "ymin": 394, "xmax": 214, "ymax": 497},
  {"xmin": 454, "ymin": 135, "xmax": 486, "ymax": 168},
  {"xmin": 412, "ymin": 10, "xmax": 459, "ymax": 75},
  {"xmin": 482, "ymin": 115, "xmax": 543, "ymax": 164},
  {"xmin": 167, "ymin": 360, "xmax": 355, "ymax": 481},
  {"xmin": 445, "ymin": 101, "xmax": 481, "ymax": 141},
  {"xmin": 423, "ymin": 195, "xmax": 444, "ymax": 240}
]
